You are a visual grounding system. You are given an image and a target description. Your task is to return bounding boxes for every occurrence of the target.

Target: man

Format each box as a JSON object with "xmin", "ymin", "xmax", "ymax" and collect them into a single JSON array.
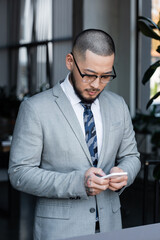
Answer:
[{"xmin": 9, "ymin": 29, "xmax": 141, "ymax": 239}]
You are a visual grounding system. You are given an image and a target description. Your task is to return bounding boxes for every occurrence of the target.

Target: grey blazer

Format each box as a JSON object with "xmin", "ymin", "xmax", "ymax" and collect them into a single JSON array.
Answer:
[{"xmin": 9, "ymin": 82, "xmax": 141, "ymax": 240}]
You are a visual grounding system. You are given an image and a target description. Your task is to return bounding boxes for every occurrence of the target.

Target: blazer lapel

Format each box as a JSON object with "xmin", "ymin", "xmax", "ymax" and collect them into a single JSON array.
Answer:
[
  {"xmin": 97, "ymin": 91, "xmax": 111, "ymax": 168},
  {"xmin": 52, "ymin": 83, "xmax": 93, "ymax": 165}
]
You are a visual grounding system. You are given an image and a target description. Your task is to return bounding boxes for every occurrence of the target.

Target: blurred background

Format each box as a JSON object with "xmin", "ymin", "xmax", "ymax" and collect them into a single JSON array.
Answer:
[{"xmin": 0, "ymin": 0, "xmax": 160, "ymax": 239}]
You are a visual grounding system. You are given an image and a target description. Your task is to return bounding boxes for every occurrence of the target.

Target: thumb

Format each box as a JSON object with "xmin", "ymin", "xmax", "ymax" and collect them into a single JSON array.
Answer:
[{"xmin": 110, "ymin": 167, "xmax": 123, "ymax": 173}]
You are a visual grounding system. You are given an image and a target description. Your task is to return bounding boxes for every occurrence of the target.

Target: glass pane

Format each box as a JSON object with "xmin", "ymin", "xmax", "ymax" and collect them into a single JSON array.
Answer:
[
  {"xmin": 17, "ymin": 47, "xmax": 28, "ymax": 99},
  {"xmin": 53, "ymin": 0, "xmax": 73, "ymax": 38},
  {"xmin": 36, "ymin": 0, "xmax": 52, "ymax": 40},
  {"xmin": 18, "ymin": 0, "xmax": 53, "ymax": 96},
  {"xmin": 20, "ymin": 0, "xmax": 33, "ymax": 43}
]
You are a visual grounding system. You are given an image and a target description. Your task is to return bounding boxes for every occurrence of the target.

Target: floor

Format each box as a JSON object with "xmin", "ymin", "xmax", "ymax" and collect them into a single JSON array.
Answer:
[{"xmin": 0, "ymin": 173, "xmax": 159, "ymax": 240}]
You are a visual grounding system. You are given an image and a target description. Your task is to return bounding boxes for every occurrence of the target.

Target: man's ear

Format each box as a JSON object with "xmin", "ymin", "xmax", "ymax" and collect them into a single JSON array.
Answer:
[{"xmin": 66, "ymin": 53, "xmax": 74, "ymax": 71}]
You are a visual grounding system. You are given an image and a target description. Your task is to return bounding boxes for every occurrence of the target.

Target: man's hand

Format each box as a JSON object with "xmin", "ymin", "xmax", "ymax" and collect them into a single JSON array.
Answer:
[
  {"xmin": 108, "ymin": 167, "xmax": 128, "ymax": 191},
  {"xmin": 84, "ymin": 167, "xmax": 109, "ymax": 196}
]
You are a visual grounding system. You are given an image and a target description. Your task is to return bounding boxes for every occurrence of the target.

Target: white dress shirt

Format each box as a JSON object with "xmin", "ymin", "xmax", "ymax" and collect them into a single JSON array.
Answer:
[{"xmin": 61, "ymin": 74, "xmax": 103, "ymax": 157}]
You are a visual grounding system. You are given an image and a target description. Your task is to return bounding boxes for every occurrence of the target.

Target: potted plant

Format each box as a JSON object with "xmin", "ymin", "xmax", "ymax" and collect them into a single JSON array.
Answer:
[{"xmin": 136, "ymin": 15, "xmax": 160, "ymax": 179}]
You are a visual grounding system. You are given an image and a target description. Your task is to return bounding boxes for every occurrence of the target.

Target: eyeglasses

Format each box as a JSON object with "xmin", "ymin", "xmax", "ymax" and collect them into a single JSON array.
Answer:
[{"xmin": 71, "ymin": 52, "xmax": 116, "ymax": 84}]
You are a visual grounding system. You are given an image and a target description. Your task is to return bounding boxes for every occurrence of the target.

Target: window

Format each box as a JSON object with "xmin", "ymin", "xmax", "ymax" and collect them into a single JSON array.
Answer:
[
  {"xmin": 17, "ymin": 0, "xmax": 73, "ymax": 99},
  {"xmin": 150, "ymin": 0, "xmax": 160, "ymax": 103}
]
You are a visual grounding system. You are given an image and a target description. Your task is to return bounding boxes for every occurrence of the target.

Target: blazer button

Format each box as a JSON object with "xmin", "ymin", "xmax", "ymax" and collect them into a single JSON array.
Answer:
[
  {"xmin": 90, "ymin": 208, "xmax": 95, "ymax": 213},
  {"xmin": 76, "ymin": 196, "xmax": 81, "ymax": 200}
]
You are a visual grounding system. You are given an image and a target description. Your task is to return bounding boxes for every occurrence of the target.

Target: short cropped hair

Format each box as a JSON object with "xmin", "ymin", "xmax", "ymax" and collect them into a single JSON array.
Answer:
[{"xmin": 72, "ymin": 29, "xmax": 115, "ymax": 58}]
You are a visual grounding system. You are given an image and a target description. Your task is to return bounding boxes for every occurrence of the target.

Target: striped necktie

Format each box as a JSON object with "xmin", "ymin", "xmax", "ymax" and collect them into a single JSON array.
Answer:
[{"xmin": 81, "ymin": 103, "xmax": 98, "ymax": 167}]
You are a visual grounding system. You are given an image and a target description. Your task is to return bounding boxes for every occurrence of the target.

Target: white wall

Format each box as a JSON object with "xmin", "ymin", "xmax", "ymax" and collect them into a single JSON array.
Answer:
[
  {"xmin": 52, "ymin": 0, "xmax": 73, "ymax": 84},
  {"xmin": 83, "ymin": 0, "xmax": 136, "ymax": 116}
]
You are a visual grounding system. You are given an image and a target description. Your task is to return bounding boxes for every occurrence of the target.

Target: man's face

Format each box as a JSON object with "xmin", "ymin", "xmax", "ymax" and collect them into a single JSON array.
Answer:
[{"xmin": 66, "ymin": 50, "xmax": 115, "ymax": 103}]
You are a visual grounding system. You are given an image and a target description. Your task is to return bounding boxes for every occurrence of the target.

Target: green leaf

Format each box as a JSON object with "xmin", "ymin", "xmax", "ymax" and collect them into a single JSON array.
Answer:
[
  {"xmin": 138, "ymin": 20, "xmax": 160, "ymax": 40},
  {"xmin": 156, "ymin": 45, "xmax": 160, "ymax": 53},
  {"xmin": 142, "ymin": 61, "xmax": 160, "ymax": 85},
  {"xmin": 139, "ymin": 16, "xmax": 160, "ymax": 30},
  {"xmin": 153, "ymin": 164, "xmax": 160, "ymax": 180},
  {"xmin": 146, "ymin": 91, "xmax": 160, "ymax": 109}
]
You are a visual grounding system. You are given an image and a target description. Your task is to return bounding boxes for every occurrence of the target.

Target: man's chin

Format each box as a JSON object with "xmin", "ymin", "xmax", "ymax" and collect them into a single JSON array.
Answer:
[{"xmin": 81, "ymin": 96, "xmax": 98, "ymax": 104}]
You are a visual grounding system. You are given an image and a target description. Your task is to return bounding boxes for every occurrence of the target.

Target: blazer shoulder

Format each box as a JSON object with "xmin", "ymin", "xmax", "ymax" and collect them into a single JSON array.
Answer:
[
  {"xmin": 24, "ymin": 83, "xmax": 63, "ymax": 106},
  {"xmin": 19, "ymin": 83, "xmax": 68, "ymax": 117},
  {"xmin": 100, "ymin": 90, "xmax": 131, "ymax": 120},
  {"xmin": 101, "ymin": 89, "xmax": 125, "ymax": 105}
]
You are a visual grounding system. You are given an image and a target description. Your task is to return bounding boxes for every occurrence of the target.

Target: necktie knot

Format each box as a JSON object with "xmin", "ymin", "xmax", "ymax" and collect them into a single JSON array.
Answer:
[{"xmin": 80, "ymin": 102, "xmax": 91, "ymax": 110}]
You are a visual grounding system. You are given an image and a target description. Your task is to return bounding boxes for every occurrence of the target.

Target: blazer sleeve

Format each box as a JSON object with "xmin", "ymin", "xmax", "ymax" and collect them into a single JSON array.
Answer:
[
  {"xmin": 8, "ymin": 100, "xmax": 88, "ymax": 199},
  {"xmin": 116, "ymin": 98, "xmax": 141, "ymax": 188}
]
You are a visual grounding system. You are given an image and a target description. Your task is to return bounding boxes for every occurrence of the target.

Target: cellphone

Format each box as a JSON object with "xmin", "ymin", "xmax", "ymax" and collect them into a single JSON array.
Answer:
[{"xmin": 101, "ymin": 172, "xmax": 128, "ymax": 179}]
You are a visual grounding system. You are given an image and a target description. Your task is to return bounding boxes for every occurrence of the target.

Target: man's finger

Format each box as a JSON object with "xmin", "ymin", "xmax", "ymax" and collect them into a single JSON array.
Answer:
[
  {"xmin": 109, "ymin": 176, "xmax": 128, "ymax": 183},
  {"xmin": 109, "ymin": 181, "xmax": 127, "ymax": 191}
]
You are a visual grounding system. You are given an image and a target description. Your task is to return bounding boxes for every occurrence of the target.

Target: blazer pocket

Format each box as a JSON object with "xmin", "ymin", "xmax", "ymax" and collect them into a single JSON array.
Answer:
[
  {"xmin": 110, "ymin": 121, "xmax": 122, "ymax": 132},
  {"xmin": 36, "ymin": 202, "xmax": 70, "ymax": 219},
  {"xmin": 111, "ymin": 195, "xmax": 121, "ymax": 213}
]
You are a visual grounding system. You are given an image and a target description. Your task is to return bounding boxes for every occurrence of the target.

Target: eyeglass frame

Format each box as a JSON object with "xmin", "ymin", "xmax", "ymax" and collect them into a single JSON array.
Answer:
[{"xmin": 71, "ymin": 52, "xmax": 116, "ymax": 84}]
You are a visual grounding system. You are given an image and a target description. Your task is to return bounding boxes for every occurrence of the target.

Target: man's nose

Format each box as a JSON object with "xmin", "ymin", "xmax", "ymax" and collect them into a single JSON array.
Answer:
[{"xmin": 90, "ymin": 77, "xmax": 100, "ymax": 88}]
